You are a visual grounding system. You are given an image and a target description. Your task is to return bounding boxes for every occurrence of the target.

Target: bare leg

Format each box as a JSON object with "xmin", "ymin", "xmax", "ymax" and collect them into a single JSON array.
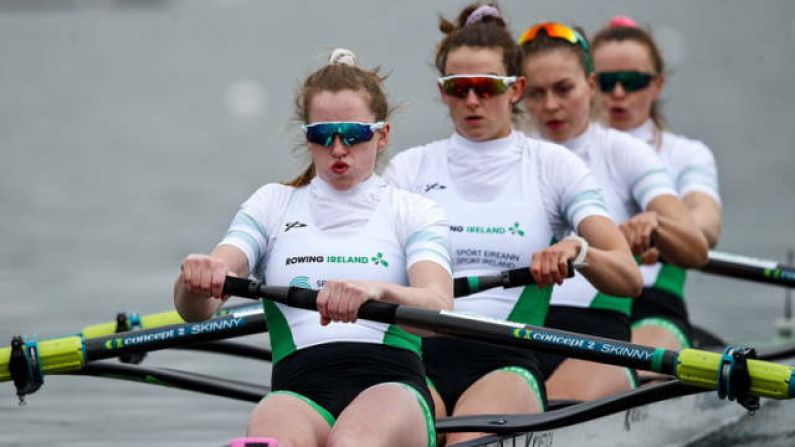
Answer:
[
  {"xmin": 546, "ymin": 358, "xmax": 634, "ymax": 401},
  {"xmin": 328, "ymin": 383, "xmax": 433, "ymax": 447},
  {"xmin": 446, "ymin": 370, "xmax": 543, "ymax": 445},
  {"xmin": 246, "ymin": 393, "xmax": 330, "ymax": 447}
]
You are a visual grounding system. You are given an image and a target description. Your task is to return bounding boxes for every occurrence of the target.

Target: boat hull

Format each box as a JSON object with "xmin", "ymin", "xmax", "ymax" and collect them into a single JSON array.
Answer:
[{"xmin": 453, "ymin": 389, "xmax": 793, "ymax": 447}]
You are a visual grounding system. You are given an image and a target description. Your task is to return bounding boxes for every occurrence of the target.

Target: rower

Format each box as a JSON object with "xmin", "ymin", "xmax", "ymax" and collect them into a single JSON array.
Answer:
[
  {"xmin": 519, "ymin": 21, "xmax": 709, "ymax": 399},
  {"xmin": 382, "ymin": 4, "xmax": 641, "ymax": 445},
  {"xmin": 174, "ymin": 48, "xmax": 453, "ymax": 447},
  {"xmin": 591, "ymin": 17, "xmax": 723, "ymax": 354}
]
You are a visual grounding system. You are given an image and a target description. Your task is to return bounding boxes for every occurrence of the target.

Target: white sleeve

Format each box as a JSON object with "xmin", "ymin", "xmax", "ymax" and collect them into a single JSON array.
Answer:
[
  {"xmin": 675, "ymin": 140, "xmax": 721, "ymax": 204},
  {"xmin": 396, "ymin": 192, "xmax": 453, "ymax": 275},
  {"xmin": 539, "ymin": 144, "xmax": 613, "ymax": 239},
  {"xmin": 218, "ymin": 184, "xmax": 290, "ymax": 273},
  {"xmin": 382, "ymin": 148, "xmax": 423, "ymax": 193},
  {"xmin": 617, "ymin": 138, "xmax": 678, "ymax": 210}
]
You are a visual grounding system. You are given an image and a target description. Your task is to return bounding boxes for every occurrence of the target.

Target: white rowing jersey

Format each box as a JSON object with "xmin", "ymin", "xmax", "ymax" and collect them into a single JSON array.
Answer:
[
  {"xmin": 219, "ymin": 175, "xmax": 452, "ymax": 364},
  {"xmin": 549, "ymin": 123, "xmax": 677, "ymax": 314},
  {"xmin": 383, "ymin": 130, "xmax": 610, "ymax": 325},
  {"xmin": 629, "ymin": 119, "xmax": 721, "ymax": 298}
]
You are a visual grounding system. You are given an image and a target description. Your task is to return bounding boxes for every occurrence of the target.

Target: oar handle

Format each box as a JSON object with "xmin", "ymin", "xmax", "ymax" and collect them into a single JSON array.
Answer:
[
  {"xmin": 222, "ymin": 277, "xmax": 400, "ymax": 323},
  {"xmin": 453, "ymin": 261, "xmax": 574, "ymax": 297}
]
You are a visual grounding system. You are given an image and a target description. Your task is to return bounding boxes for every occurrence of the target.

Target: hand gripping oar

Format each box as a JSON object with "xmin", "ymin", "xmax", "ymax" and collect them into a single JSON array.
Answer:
[
  {"xmin": 222, "ymin": 276, "xmax": 795, "ymax": 403},
  {"xmin": 700, "ymin": 250, "xmax": 795, "ymax": 288},
  {"xmin": 454, "ymin": 262, "xmax": 574, "ymax": 297},
  {"xmin": 0, "ymin": 265, "xmax": 564, "ymax": 401}
]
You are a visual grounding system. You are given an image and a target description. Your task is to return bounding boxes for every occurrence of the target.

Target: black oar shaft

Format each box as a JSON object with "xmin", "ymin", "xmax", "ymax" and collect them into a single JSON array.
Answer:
[
  {"xmin": 701, "ymin": 251, "xmax": 795, "ymax": 288},
  {"xmin": 224, "ymin": 277, "xmax": 795, "ymax": 400},
  {"xmin": 178, "ymin": 340, "xmax": 272, "ymax": 361},
  {"xmin": 397, "ymin": 307, "xmax": 675, "ymax": 373},
  {"xmin": 224, "ymin": 278, "xmax": 674, "ymax": 374},
  {"xmin": 453, "ymin": 263, "xmax": 573, "ymax": 297},
  {"xmin": 83, "ymin": 313, "xmax": 267, "ymax": 362},
  {"xmin": 72, "ymin": 362, "xmax": 268, "ymax": 403}
]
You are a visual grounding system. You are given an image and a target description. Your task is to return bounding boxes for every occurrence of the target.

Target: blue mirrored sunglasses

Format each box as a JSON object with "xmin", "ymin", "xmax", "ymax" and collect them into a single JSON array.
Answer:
[{"xmin": 301, "ymin": 121, "xmax": 385, "ymax": 147}]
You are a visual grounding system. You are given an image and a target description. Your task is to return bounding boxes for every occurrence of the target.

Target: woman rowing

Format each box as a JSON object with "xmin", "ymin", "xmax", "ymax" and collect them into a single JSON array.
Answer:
[
  {"xmin": 174, "ymin": 49, "xmax": 453, "ymax": 447},
  {"xmin": 382, "ymin": 4, "xmax": 640, "ymax": 444},
  {"xmin": 591, "ymin": 17, "xmax": 723, "ymax": 352},
  {"xmin": 519, "ymin": 21, "xmax": 709, "ymax": 400}
]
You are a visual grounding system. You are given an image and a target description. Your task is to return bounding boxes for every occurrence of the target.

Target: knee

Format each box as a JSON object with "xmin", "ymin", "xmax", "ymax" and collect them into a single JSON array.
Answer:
[{"xmin": 327, "ymin": 428, "xmax": 365, "ymax": 447}]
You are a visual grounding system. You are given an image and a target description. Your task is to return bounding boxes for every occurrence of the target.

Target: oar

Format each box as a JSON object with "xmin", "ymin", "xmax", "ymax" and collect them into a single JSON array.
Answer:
[
  {"xmin": 0, "ymin": 265, "xmax": 549, "ymax": 396},
  {"xmin": 78, "ymin": 267, "xmax": 546, "ymax": 366},
  {"xmin": 0, "ymin": 305, "xmax": 269, "ymax": 402},
  {"xmin": 76, "ymin": 266, "xmax": 541, "ymax": 343},
  {"xmin": 80, "ymin": 302, "xmax": 265, "ymax": 339},
  {"xmin": 175, "ymin": 264, "xmax": 539, "ymax": 360},
  {"xmin": 78, "ymin": 301, "xmax": 267, "ymax": 365},
  {"xmin": 70, "ymin": 361, "xmax": 269, "ymax": 403},
  {"xmin": 439, "ymin": 340, "xmax": 795, "ymax": 434},
  {"xmin": 179, "ymin": 339, "xmax": 272, "ymax": 361},
  {"xmin": 699, "ymin": 250, "xmax": 795, "ymax": 288},
  {"xmin": 83, "ymin": 267, "xmax": 550, "ymax": 365},
  {"xmin": 223, "ymin": 276, "xmax": 795, "ymax": 402},
  {"xmin": 453, "ymin": 264, "xmax": 572, "ymax": 297}
]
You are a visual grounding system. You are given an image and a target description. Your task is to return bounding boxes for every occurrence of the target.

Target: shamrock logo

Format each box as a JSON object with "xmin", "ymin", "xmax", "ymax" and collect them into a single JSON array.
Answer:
[
  {"xmin": 371, "ymin": 252, "xmax": 389, "ymax": 268},
  {"xmin": 508, "ymin": 222, "xmax": 525, "ymax": 237}
]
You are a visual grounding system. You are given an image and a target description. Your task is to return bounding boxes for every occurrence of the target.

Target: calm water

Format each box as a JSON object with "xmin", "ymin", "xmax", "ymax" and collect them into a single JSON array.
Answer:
[{"xmin": 1, "ymin": 1, "xmax": 794, "ymax": 445}]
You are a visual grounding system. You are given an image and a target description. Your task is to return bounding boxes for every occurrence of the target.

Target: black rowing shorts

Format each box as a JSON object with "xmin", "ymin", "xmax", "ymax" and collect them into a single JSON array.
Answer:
[
  {"xmin": 630, "ymin": 287, "xmax": 693, "ymax": 347},
  {"xmin": 422, "ymin": 336, "xmax": 546, "ymax": 413},
  {"xmin": 271, "ymin": 342, "xmax": 433, "ymax": 421}
]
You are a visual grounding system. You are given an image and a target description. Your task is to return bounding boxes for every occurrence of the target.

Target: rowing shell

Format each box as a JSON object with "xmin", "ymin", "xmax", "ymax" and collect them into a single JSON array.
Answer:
[
  {"xmin": 447, "ymin": 349, "xmax": 795, "ymax": 447},
  {"xmin": 452, "ymin": 390, "xmax": 770, "ymax": 446}
]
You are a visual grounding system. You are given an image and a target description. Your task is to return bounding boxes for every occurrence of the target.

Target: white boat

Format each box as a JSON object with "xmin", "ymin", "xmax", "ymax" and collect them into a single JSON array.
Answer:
[{"xmin": 446, "ymin": 341, "xmax": 795, "ymax": 447}]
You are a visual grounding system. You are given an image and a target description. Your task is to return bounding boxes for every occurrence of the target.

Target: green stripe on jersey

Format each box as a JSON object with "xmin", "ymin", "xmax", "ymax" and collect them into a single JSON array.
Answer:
[
  {"xmin": 591, "ymin": 292, "xmax": 632, "ymax": 315},
  {"xmin": 507, "ymin": 236, "xmax": 557, "ymax": 325},
  {"xmin": 262, "ymin": 299, "xmax": 297, "ymax": 364},
  {"xmin": 653, "ymin": 263, "xmax": 687, "ymax": 299},
  {"xmin": 507, "ymin": 285, "xmax": 552, "ymax": 325},
  {"xmin": 383, "ymin": 324, "xmax": 422, "ymax": 356}
]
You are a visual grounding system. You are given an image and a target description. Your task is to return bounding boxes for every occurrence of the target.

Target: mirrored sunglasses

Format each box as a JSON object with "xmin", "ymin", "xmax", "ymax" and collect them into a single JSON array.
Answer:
[
  {"xmin": 518, "ymin": 22, "xmax": 593, "ymax": 73},
  {"xmin": 301, "ymin": 121, "xmax": 385, "ymax": 147},
  {"xmin": 437, "ymin": 75, "xmax": 517, "ymax": 99}
]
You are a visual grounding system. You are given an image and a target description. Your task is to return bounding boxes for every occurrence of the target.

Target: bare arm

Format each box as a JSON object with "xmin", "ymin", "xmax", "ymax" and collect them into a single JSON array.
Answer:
[
  {"xmin": 530, "ymin": 215, "xmax": 642, "ymax": 297},
  {"xmin": 576, "ymin": 216, "xmax": 643, "ymax": 297},
  {"xmin": 683, "ymin": 192, "xmax": 722, "ymax": 248},
  {"xmin": 623, "ymin": 195, "xmax": 709, "ymax": 268},
  {"xmin": 173, "ymin": 245, "xmax": 250, "ymax": 322}
]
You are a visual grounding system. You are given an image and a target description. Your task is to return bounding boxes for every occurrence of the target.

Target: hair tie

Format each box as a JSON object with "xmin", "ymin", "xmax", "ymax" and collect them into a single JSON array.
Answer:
[
  {"xmin": 329, "ymin": 48, "xmax": 358, "ymax": 67},
  {"xmin": 465, "ymin": 5, "xmax": 501, "ymax": 26},
  {"xmin": 609, "ymin": 15, "xmax": 638, "ymax": 28}
]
